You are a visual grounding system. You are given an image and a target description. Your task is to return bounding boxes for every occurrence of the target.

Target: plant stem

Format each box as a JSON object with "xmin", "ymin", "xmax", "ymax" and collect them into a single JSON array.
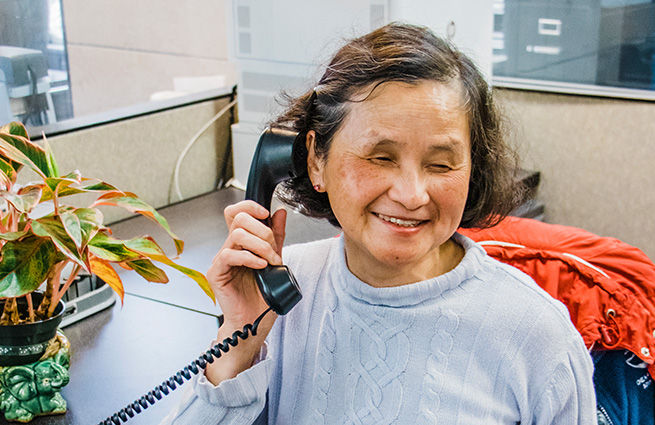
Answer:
[
  {"xmin": 26, "ymin": 293, "xmax": 34, "ymax": 322},
  {"xmin": 0, "ymin": 298, "xmax": 20, "ymax": 325},
  {"xmin": 36, "ymin": 262, "xmax": 65, "ymax": 320},
  {"xmin": 49, "ymin": 263, "xmax": 81, "ymax": 317}
]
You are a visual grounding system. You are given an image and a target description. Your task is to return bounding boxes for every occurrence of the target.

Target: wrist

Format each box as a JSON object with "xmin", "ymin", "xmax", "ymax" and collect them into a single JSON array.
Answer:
[{"xmin": 205, "ymin": 314, "xmax": 275, "ymax": 385}]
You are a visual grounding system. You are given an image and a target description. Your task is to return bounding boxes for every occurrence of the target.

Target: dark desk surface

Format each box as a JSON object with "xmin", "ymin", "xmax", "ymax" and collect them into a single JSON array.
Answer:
[{"xmin": 0, "ymin": 188, "xmax": 339, "ymax": 425}]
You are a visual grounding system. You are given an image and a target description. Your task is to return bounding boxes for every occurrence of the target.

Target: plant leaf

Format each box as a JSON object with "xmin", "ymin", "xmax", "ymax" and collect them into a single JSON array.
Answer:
[
  {"xmin": 17, "ymin": 185, "xmax": 43, "ymax": 212},
  {"xmin": 60, "ymin": 210, "xmax": 82, "ymax": 250},
  {"xmin": 92, "ymin": 192, "xmax": 184, "ymax": 255},
  {"xmin": 0, "ymin": 122, "xmax": 28, "ymax": 138},
  {"xmin": 0, "ymin": 236, "xmax": 58, "ymax": 298},
  {"xmin": 44, "ymin": 171, "xmax": 81, "ymax": 196},
  {"xmin": 0, "ymin": 230, "xmax": 29, "ymax": 241},
  {"xmin": 0, "ymin": 122, "xmax": 28, "ymax": 175},
  {"xmin": 87, "ymin": 232, "xmax": 141, "ymax": 262},
  {"xmin": 0, "ymin": 185, "xmax": 42, "ymax": 215},
  {"xmin": 42, "ymin": 137, "xmax": 60, "ymax": 178},
  {"xmin": 79, "ymin": 179, "xmax": 120, "ymax": 192},
  {"xmin": 123, "ymin": 236, "xmax": 166, "ymax": 256},
  {"xmin": 73, "ymin": 208, "xmax": 103, "ymax": 249},
  {"xmin": 124, "ymin": 236, "xmax": 214, "ymax": 301},
  {"xmin": 59, "ymin": 207, "xmax": 104, "ymax": 254},
  {"xmin": 31, "ymin": 218, "xmax": 88, "ymax": 271},
  {"xmin": 39, "ymin": 178, "xmax": 120, "ymax": 202},
  {"xmin": 122, "ymin": 259, "xmax": 169, "ymax": 283},
  {"xmin": 0, "ymin": 157, "xmax": 16, "ymax": 186},
  {"xmin": 0, "ymin": 132, "xmax": 52, "ymax": 179},
  {"xmin": 89, "ymin": 256, "xmax": 124, "ymax": 303}
]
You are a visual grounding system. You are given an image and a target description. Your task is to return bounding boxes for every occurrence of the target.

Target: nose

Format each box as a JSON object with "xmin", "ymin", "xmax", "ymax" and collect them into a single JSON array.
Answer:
[{"xmin": 387, "ymin": 169, "xmax": 430, "ymax": 210}]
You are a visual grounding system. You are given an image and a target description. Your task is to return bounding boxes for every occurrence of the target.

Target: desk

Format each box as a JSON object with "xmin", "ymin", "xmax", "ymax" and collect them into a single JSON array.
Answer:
[{"xmin": 0, "ymin": 188, "xmax": 339, "ymax": 425}]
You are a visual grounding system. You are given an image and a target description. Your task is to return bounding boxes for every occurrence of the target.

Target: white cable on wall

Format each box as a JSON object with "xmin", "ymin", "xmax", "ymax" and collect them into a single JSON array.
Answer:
[{"xmin": 171, "ymin": 99, "xmax": 238, "ymax": 202}]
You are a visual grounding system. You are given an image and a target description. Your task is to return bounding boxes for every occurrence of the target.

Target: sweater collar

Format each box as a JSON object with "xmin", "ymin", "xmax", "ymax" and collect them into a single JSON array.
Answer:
[{"xmin": 334, "ymin": 233, "xmax": 487, "ymax": 307}]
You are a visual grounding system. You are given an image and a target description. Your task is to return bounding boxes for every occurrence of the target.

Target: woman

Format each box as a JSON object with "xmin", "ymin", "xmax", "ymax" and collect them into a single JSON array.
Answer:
[{"xmin": 163, "ymin": 23, "xmax": 596, "ymax": 424}]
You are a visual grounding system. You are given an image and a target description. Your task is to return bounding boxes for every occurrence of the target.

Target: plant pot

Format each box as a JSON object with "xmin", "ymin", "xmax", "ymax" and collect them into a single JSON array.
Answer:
[{"xmin": 0, "ymin": 293, "xmax": 66, "ymax": 367}]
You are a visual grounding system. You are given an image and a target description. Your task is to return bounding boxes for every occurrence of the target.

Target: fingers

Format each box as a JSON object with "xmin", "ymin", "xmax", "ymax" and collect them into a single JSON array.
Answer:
[
  {"xmin": 209, "ymin": 201, "xmax": 287, "ymax": 288},
  {"xmin": 224, "ymin": 201, "xmax": 269, "ymax": 228},
  {"xmin": 224, "ymin": 201, "xmax": 287, "ymax": 261}
]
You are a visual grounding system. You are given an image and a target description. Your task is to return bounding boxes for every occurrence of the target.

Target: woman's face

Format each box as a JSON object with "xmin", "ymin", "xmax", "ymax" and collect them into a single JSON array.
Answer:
[{"xmin": 307, "ymin": 80, "xmax": 472, "ymax": 286}]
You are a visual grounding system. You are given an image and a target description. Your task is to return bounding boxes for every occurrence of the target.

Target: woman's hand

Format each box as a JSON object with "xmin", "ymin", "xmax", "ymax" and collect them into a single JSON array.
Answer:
[{"xmin": 205, "ymin": 200, "xmax": 287, "ymax": 385}]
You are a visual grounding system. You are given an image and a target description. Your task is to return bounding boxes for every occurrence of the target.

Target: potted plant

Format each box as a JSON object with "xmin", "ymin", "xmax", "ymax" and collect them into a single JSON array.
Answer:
[{"xmin": 0, "ymin": 121, "xmax": 213, "ymax": 421}]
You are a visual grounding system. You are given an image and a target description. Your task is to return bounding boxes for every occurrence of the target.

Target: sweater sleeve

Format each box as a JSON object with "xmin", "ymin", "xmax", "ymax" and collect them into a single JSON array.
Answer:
[
  {"xmin": 533, "ymin": 338, "xmax": 598, "ymax": 425},
  {"xmin": 159, "ymin": 343, "xmax": 273, "ymax": 425}
]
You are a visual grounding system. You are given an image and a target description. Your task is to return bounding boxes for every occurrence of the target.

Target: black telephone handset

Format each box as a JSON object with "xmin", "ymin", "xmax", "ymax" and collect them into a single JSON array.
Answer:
[
  {"xmin": 244, "ymin": 128, "xmax": 302, "ymax": 315},
  {"xmin": 99, "ymin": 128, "xmax": 303, "ymax": 425}
]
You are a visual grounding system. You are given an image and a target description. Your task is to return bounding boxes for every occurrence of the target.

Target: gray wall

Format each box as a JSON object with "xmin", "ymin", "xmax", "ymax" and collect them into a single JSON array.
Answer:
[{"xmin": 495, "ymin": 88, "xmax": 655, "ymax": 260}]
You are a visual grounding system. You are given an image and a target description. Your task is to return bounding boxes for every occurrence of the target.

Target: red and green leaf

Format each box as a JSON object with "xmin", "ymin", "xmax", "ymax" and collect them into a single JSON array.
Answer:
[
  {"xmin": 0, "ymin": 236, "xmax": 58, "ymax": 298},
  {"xmin": 0, "ymin": 185, "xmax": 42, "ymax": 214},
  {"xmin": 0, "ymin": 132, "xmax": 52, "ymax": 179},
  {"xmin": 0, "ymin": 122, "xmax": 28, "ymax": 139},
  {"xmin": 87, "ymin": 232, "xmax": 141, "ymax": 263},
  {"xmin": 59, "ymin": 207, "xmax": 103, "ymax": 253},
  {"xmin": 31, "ymin": 218, "xmax": 88, "ymax": 271},
  {"xmin": 121, "ymin": 259, "xmax": 168, "ymax": 283},
  {"xmin": 89, "ymin": 256, "xmax": 124, "ymax": 303},
  {"xmin": 92, "ymin": 192, "xmax": 184, "ymax": 255},
  {"xmin": 0, "ymin": 157, "xmax": 16, "ymax": 186},
  {"xmin": 40, "ymin": 177, "xmax": 120, "ymax": 202},
  {"xmin": 42, "ymin": 138, "xmax": 59, "ymax": 178},
  {"xmin": 45, "ymin": 170, "xmax": 81, "ymax": 193},
  {"xmin": 0, "ymin": 122, "xmax": 58, "ymax": 179},
  {"xmin": 124, "ymin": 236, "xmax": 213, "ymax": 301},
  {"xmin": 0, "ymin": 229, "xmax": 29, "ymax": 242}
]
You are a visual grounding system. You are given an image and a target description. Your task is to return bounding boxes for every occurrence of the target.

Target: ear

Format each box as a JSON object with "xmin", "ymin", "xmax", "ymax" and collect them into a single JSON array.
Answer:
[{"xmin": 306, "ymin": 131, "xmax": 325, "ymax": 191}]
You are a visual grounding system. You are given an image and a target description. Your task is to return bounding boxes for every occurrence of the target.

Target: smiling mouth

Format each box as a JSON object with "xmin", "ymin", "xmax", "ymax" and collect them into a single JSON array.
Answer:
[{"xmin": 374, "ymin": 213, "xmax": 425, "ymax": 228}]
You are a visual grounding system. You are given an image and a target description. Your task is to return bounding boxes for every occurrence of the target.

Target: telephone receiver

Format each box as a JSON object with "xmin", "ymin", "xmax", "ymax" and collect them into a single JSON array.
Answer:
[
  {"xmin": 244, "ymin": 127, "xmax": 302, "ymax": 315},
  {"xmin": 99, "ymin": 128, "xmax": 303, "ymax": 425}
]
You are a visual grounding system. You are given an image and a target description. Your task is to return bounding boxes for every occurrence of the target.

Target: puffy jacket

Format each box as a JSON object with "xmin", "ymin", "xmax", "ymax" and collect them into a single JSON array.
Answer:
[{"xmin": 459, "ymin": 217, "xmax": 655, "ymax": 378}]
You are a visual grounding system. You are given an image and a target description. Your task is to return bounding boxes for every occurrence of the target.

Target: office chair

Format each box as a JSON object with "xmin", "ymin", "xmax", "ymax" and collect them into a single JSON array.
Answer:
[{"xmin": 460, "ymin": 217, "xmax": 655, "ymax": 425}]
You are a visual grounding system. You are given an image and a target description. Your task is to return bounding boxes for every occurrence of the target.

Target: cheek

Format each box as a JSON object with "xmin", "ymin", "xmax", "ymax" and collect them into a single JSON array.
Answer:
[
  {"xmin": 327, "ymin": 160, "xmax": 384, "ymax": 196},
  {"xmin": 324, "ymin": 161, "xmax": 386, "ymax": 215},
  {"xmin": 431, "ymin": 172, "xmax": 471, "ymax": 209}
]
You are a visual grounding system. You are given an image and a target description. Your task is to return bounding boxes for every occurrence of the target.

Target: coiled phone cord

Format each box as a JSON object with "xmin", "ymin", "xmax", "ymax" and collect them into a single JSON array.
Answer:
[{"xmin": 98, "ymin": 307, "xmax": 273, "ymax": 425}]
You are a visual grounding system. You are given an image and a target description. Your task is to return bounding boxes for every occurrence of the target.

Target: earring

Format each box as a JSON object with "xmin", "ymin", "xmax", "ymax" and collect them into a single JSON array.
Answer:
[{"xmin": 313, "ymin": 184, "xmax": 321, "ymax": 191}]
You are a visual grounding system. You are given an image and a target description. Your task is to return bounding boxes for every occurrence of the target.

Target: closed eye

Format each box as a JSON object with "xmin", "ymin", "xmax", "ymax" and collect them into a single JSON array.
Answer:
[
  {"xmin": 369, "ymin": 156, "xmax": 394, "ymax": 164},
  {"xmin": 427, "ymin": 164, "xmax": 452, "ymax": 172}
]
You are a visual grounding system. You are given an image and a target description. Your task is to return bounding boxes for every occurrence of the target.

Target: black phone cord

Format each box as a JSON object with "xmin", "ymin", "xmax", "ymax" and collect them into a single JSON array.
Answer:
[{"xmin": 98, "ymin": 307, "xmax": 273, "ymax": 425}]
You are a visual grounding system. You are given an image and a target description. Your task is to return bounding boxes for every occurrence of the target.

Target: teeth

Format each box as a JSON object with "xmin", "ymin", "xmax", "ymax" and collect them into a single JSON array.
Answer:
[{"xmin": 376, "ymin": 213, "xmax": 422, "ymax": 227}]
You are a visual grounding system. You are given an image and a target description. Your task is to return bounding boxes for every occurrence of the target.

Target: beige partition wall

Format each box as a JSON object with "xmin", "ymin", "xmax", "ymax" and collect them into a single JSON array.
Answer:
[
  {"xmin": 495, "ymin": 88, "xmax": 655, "ymax": 260},
  {"xmin": 41, "ymin": 96, "xmax": 234, "ymax": 224}
]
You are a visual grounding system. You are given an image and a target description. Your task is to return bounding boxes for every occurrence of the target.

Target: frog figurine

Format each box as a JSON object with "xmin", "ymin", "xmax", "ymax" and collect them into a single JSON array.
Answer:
[{"xmin": 0, "ymin": 331, "xmax": 71, "ymax": 422}]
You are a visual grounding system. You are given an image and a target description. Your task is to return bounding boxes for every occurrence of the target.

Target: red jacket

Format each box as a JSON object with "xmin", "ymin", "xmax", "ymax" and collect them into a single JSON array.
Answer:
[{"xmin": 459, "ymin": 217, "xmax": 655, "ymax": 378}]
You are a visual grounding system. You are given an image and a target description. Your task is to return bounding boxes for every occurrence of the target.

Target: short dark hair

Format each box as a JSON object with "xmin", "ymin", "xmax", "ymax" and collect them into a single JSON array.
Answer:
[{"xmin": 272, "ymin": 22, "xmax": 523, "ymax": 228}]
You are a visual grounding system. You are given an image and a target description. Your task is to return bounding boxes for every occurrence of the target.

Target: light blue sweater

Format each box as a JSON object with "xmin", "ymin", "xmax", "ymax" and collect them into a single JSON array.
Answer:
[{"xmin": 162, "ymin": 233, "xmax": 597, "ymax": 424}]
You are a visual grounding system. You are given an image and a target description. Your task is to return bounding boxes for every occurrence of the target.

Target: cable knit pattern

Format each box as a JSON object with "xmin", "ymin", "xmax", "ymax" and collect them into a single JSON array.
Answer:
[
  {"xmin": 345, "ymin": 307, "xmax": 413, "ymax": 424},
  {"xmin": 417, "ymin": 308, "xmax": 459, "ymax": 424},
  {"xmin": 309, "ymin": 281, "xmax": 338, "ymax": 423},
  {"xmin": 161, "ymin": 233, "xmax": 598, "ymax": 425}
]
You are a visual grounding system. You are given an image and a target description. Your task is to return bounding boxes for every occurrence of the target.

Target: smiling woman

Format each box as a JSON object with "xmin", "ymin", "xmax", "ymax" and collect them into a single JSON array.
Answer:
[
  {"xmin": 161, "ymin": 23, "xmax": 598, "ymax": 425},
  {"xmin": 305, "ymin": 81, "xmax": 471, "ymax": 286}
]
